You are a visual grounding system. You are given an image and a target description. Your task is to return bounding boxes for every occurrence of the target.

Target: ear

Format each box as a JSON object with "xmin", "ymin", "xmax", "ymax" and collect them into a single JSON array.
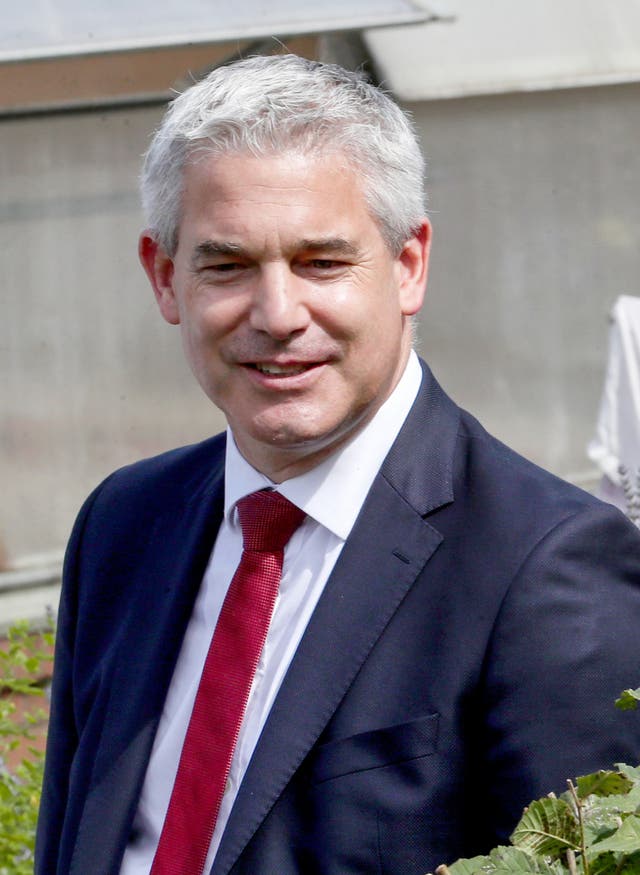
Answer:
[
  {"xmin": 138, "ymin": 231, "xmax": 181, "ymax": 325},
  {"xmin": 397, "ymin": 218, "xmax": 432, "ymax": 316}
]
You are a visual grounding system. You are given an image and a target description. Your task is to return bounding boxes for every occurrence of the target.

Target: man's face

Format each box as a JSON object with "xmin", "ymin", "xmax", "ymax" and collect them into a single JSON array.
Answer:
[{"xmin": 140, "ymin": 150, "xmax": 430, "ymax": 481}]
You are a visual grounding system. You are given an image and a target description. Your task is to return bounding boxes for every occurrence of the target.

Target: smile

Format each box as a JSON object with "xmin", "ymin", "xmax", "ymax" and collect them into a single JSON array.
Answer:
[{"xmin": 253, "ymin": 362, "xmax": 317, "ymax": 377}]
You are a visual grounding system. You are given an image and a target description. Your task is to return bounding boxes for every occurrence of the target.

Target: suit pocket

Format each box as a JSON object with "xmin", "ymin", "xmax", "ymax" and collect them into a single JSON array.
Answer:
[{"xmin": 310, "ymin": 712, "xmax": 439, "ymax": 785}]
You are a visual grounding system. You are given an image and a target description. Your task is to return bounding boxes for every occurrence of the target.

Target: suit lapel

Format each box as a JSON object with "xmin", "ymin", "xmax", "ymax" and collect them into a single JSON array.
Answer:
[
  {"xmin": 212, "ymin": 363, "xmax": 460, "ymax": 875},
  {"xmin": 69, "ymin": 449, "xmax": 225, "ymax": 875}
]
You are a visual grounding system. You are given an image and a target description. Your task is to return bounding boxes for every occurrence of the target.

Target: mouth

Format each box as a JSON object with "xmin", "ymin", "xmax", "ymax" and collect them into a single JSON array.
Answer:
[{"xmin": 248, "ymin": 361, "xmax": 321, "ymax": 378}]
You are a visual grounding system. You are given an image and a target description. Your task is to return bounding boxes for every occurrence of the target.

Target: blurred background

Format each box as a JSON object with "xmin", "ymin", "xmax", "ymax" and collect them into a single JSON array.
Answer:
[{"xmin": 1, "ymin": 0, "xmax": 639, "ymax": 623}]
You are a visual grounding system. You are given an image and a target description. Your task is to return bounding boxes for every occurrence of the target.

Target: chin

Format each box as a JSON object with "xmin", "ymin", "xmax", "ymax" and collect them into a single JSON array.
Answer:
[
  {"xmin": 256, "ymin": 427, "xmax": 329, "ymax": 450},
  {"xmin": 245, "ymin": 413, "xmax": 329, "ymax": 445}
]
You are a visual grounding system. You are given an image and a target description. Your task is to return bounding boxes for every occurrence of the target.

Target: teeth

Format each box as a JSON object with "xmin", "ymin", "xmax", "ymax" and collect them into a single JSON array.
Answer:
[{"xmin": 255, "ymin": 363, "xmax": 309, "ymax": 376}]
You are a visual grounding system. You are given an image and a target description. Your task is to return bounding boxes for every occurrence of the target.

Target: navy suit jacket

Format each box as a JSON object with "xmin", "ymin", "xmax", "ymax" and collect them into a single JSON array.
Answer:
[{"xmin": 36, "ymin": 361, "xmax": 640, "ymax": 874}]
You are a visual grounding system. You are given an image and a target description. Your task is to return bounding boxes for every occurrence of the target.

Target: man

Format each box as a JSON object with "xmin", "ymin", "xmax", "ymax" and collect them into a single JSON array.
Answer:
[{"xmin": 36, "ymin": 54, "xmax": 640, "ymax": 875}]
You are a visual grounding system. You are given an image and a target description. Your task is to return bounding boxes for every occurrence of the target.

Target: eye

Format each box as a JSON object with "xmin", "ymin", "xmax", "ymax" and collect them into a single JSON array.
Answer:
[
  {"xmin": 301, "ymin": 258, "xmax": 347, "ymax": 274},
  {"xmin": 310, "ymin": 259, "xmax": 338, "ymax": 268},
  {"xmin": 196, "ymin": 261, "xmax": 248, "ymax": 281},
  {"xmin": 210, "ymin": 262, "xmax": 244, "ymax": 272}
]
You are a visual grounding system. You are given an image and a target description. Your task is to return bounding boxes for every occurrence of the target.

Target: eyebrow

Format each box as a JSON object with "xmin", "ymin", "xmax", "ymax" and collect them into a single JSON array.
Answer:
[
  {"xmin": 191, "ymin": 240, "xmax": 245, "ymax": 267},
  {"xmin": 190, "ymin": 236, "xmax": 360, "ymax": 268},
  {"xmin": 296, "ymin": 238, "xmax": 360, "ymax": 257}
]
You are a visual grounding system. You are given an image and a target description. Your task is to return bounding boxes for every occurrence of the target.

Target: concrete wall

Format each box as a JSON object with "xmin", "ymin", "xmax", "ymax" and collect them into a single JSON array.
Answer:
[
  {"xmin": 1, "ymin": 105, "xmax": 224, "ymax": 564},
  {"xmin": 411, "ymin": 83, "xmax": 640, "ymax": 483}
]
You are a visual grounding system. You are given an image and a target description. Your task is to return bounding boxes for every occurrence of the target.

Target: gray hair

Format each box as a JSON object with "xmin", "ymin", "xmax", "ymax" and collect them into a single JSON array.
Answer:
[{"xmin": 140, "ymin": 53, "xmax": 426, "ymax": 256}]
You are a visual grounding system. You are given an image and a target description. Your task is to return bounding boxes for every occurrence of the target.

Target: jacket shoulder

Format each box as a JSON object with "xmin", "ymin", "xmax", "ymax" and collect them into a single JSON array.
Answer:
[
  {"xmin": 65, "ymin": 433, "xmax": 226, "ymax": 566},
  {"xmin": 455, "ymin": 405, "xmax": 602, "ymax": 516},
  {"xmin": 90, "ymin": 432, "xmax": 225, "ymax": 504}
]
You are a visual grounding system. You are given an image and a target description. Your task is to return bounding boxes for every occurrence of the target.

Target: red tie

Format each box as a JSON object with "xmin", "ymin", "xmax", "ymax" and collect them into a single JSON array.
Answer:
[{"xmin": 151, "ymin": 490, "xmax": 305, "ymax": 875}]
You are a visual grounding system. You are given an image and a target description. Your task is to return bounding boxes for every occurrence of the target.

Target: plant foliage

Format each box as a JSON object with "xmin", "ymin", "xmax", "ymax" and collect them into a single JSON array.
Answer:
[
  {"xmin": 615, "ymin": 690, "xmax": 640, "ymax": 712},
  {"xmin": 434, "ymin": 767, "xmax": 640, "ymax": 875},
  {"xmin": 432, "ymin": 693, "xmax": 640, "ymax": 875},
  {"xmin": 0, "ymin": 621, "xmax": 53, "ymax": 875}
]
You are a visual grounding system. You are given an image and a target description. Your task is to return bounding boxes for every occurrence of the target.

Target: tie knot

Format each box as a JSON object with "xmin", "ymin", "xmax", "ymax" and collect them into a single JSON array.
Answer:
[{"xmin": 236, "ymin": 490, "xmax": 306, "ymax": 552}]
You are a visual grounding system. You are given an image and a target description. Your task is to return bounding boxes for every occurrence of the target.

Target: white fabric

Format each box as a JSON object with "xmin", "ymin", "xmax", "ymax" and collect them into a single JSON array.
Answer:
[
  {"xmin": 119, "ymin": 351, "xmax": 423, "ymax": 875},
  {"xmin": 587, "ymin": 295, "xmax": 640, "ymax": 512}
]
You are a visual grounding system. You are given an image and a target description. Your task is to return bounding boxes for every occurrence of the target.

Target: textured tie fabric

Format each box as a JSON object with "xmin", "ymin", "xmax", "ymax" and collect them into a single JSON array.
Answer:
[{"xmin": 150, "ymin": 490, "xmax": 306, "ymax": 875}]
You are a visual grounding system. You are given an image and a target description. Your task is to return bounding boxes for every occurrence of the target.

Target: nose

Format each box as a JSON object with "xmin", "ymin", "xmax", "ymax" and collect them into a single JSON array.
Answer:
[{"xmin": 248, "ymin": 264, "xmax": 310, "ymax": 340}]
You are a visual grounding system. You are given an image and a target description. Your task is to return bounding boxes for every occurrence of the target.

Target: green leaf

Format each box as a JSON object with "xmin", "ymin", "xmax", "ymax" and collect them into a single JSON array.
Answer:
[
  {"xmin": 510, "ymin": 797, "xmax": 580, "ymax": 858},
  {"xmin": 559, "ymin": 764, "xmax": 640, "ymax": 846},
  {"xmin": 577, "ymin": 771, "xmax": 634, "ymax": 799},
  {"xmin": 618, "ymin": 851, "xmax": 640, "ymax": 873},
  {"xmin": 589, "ymin": 851, "xmax": 619, "ymax": 875},
  {"xmin": 436, "ymin": 855, "xmax": 492, "ymax": 875},
  {"xmin": 582, "ymin": 805, "xmax": 628, "ymax": 847},
  {"xmin": 616, "ymin": 689, "xmax": 640, "ymax": 711},
  {"xmin": 589, "ymin": 815, "xmax": 640, "ymax": 858},
  {"xmin": 441, "ymin": 846, "xmax": 566, "ymax": 875},
  {"xmin": 617, "ymin": 764, "xmax": 640, "ymax": 783},
  {"xmin": 583, "ymin": 789, "xmax": 640, "ymax": 823}
]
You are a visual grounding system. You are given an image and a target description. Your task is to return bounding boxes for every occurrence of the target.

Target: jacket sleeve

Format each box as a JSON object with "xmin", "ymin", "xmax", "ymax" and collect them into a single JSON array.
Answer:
[
  {"xmin": 35, "ymin": 483, "xmax": 106, "ymax": 874},
  {"xmin": 478, "ymin": 501, "xmax": 640, "ymax": 847}
]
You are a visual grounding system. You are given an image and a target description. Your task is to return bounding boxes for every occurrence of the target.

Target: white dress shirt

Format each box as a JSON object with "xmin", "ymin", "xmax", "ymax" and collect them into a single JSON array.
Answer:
[{"xmin": 119, "ymin": 351, "xmax": 422, "ymax": 875}]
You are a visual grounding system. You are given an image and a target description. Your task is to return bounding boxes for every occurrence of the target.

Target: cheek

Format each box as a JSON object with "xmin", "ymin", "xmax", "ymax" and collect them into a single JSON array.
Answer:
[
  {"xmin": 179, "ymin": 295, "xmax": 229, "ymax": 344},
  {"xmin": 178, "ymin": 317, "xmax": 223, "ymax": 383},
  {"xmin": 308, "ymin": 291, "xmax": 373, "ymax": 345}
]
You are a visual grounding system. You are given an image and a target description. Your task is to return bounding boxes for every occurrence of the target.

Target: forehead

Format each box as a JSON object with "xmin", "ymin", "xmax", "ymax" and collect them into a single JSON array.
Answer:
[{"xmin": 177, "ymin": 149, "xmax": 380, "ymax": 247}]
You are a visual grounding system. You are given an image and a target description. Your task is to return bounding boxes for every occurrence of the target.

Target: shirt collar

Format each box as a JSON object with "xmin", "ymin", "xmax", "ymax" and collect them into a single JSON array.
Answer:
[{"xmin": 224, "ymin": 351, "xmax": 423, "ymax": 541}]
